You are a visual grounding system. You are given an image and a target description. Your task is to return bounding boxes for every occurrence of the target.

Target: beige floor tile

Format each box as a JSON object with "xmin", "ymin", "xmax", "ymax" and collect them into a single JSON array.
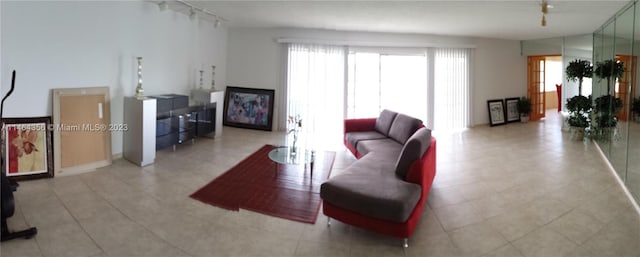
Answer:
[
  {"xmin": 433, "ymin": 202, "xmax": 484, "ymax": 232},
  {"xmin": 404, "ymin": 233, "xmax": 460, "ymax": 257},
  {"xmin": 34, "ymin": 222, "xmax": 103, "ymax": 257},
  {"xmin": 294, "ymin": 240, "xmax": 350, "ymax": 257},
  {"xmin": 487, "ymin": 209, "xmax": 540, "ymax": 242},
  {"xmin": 512, "ymin": 227, "xmax": 578, "ymax": 257},
  {"xmin": 0, "ymin": 236, "xmax": 43, "ymax": 257},
  {"xmin": 547, "ymin": 209, "xmax": 604, "ymax": 245},
  {"xmin": 448, "ymin": 221, "xmax": 508, "ymax": 257},
  {"xmin": 349, "ymin": 244, "xmax": 405, "ymax": 257},
  {"xmin": 583, "ymin": 208, "xmax": 640, "ymax": 257},
  {"xmin": 481, "ymin": 243, "xmax": 524, "ymax": 257},
  {"xmin": 523, "ymin": 198, "xmax": 572, "ymax": 225}
]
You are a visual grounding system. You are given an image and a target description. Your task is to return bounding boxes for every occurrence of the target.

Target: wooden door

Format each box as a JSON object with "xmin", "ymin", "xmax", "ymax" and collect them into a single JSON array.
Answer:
[
  {"xmin": 528, "ymin": 56, "xmax": 546, "ymax": 121},
  {"xmin": 615, "ymin": 55, "xmax": 636, "ymax": 121}
]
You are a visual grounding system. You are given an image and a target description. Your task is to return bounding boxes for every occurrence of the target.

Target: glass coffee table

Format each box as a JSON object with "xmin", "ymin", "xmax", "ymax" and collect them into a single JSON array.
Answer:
[{"xmin": 268, "ymin": 146, "xmax": 315, "ymax": 178}]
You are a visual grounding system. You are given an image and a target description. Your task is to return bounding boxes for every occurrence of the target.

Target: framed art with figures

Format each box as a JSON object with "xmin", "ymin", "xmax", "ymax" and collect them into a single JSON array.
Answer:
[
  {"xmin": 505, "ymin": 97, "xmax": 521, "ymax": 123},
  {"xmin": 487, "ymin": 99, "xmax": 506, "ymax": 127},
  {"xmin": 2, "ymin": 117, "xmax": 54, "ymax": 180},
  {"xmin": 223, "ymin": 86, "xmax": 275, "ymax": 131}
]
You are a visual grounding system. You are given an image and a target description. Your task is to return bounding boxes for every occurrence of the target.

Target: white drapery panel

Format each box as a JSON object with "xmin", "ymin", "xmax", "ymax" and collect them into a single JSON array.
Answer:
[
  {"xmin": 347, "ymin": 52, "xmax": 428, "ymax": 121},
  {"xmin": 434, "ymin": 48, "xmax": 471, "ymax": 131},
  {"xmin": 286, "ymin": 43, "xmax": 345, "ymax": 149}
]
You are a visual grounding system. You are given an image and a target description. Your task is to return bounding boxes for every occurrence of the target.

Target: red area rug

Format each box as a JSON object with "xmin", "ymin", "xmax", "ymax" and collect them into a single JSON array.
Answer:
[{"xmin": 190, "ymin": 144, "xmax": 336, "ymax": 224}]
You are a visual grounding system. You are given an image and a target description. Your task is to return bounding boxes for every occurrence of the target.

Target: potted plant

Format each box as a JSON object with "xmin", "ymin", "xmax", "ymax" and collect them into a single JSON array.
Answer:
[
  {"xmin": 594, "ymin": 59, "xmax": 624, "ymax": 94},
  {"xmin": 566, "ymin": 95, "xmax": 592, "ymax": 140},
  {"xmin": 593, "ymin": 95, "xmax": 623, "ymax": 140},
  {"xmin": 517, "ymin": 96, "xmax": 532, "ymax": 122},
  {"xmin": 565, "ymin": 59, "xmax": 592, "ymax": 96},
  {"xmin": 632, "ymin": 97, "xmax": 640, "ymax": 122}
]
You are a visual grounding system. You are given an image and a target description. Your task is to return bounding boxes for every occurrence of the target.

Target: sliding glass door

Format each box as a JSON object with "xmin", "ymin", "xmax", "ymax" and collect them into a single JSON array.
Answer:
[
  {"xmin": 347, "ymin": 48, "xmax": 470, "ymax": 131},
  {"xmin": 287, "ymin": 44, "xmax": 472, "ymax": 140},
  {"xmin": 347, "ymin": 51, "xmax": 428, "ymax": 121}
]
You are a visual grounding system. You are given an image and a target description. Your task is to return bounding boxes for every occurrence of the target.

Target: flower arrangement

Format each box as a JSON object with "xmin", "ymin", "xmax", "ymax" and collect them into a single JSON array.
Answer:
[
  {"xmin": 287, "ymin": 115, "xmax": 303, "ymax": 134},
  {"xmin": 287, "ymin": 115, "xmax": 303, "ymax": 151}
]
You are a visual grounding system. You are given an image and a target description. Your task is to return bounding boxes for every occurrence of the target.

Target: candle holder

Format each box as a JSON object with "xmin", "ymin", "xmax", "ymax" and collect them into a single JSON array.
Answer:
[{"xmin": 135, "ymin": 57, "xmax": 144, "ymax": 99}]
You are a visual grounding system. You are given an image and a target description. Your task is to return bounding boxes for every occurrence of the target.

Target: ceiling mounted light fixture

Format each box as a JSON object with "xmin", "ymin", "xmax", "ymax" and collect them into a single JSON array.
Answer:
[
  {"xmin": 189, "ymin": 7, "xmax": 197, "ymax": 21},
  {"xmin": 541, "ymin": 0, "xmax": 549, "ymax": 27},
  {"xmin": 168, "ymin": 0, "xmax": 227, "ymax": 26},
  {"xmin": 158, "ymin": 1, "xmax": 168, "ymax": 11}
]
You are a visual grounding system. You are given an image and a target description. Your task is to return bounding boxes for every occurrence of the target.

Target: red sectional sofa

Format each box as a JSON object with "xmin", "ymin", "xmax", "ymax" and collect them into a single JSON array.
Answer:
[{"xmin": 320, "ymin": 110, "xmax": 437, "ymax": 247}]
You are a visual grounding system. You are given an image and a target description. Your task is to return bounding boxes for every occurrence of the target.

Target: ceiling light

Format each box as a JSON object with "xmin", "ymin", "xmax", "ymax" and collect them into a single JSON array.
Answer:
[
  {"xmin": 189, "ymin": 8, "xmax": 196, "ymax": 21},
  {"xmin": 541, "ymin": 1, "xmax": 548, "ymax": 14},
  {"xmin": 541, "ymin": 15, "xmax": 547, "ymax": 27},
  {"xmin": 158, "ymin": 1, "xmax": 168, "ymax": 11},
  {"xmin": 166, "ymin": 0, "xmax": 228, "ymax": 27}
]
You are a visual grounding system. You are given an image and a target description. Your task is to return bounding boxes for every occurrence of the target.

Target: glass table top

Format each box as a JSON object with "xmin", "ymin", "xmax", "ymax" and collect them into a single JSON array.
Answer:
[{"xmin": 268, "ymin": 146, "xmax": 315, "ymax": 165}]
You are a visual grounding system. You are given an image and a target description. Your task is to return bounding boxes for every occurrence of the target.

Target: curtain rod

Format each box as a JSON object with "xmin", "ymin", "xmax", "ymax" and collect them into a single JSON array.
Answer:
[{"xmin": 276, "ymin": 37, "xmax": 476, "ymax": 49}]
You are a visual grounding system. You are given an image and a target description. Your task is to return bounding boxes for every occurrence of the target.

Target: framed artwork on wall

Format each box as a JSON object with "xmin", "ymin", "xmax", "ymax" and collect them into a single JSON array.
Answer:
[
  {"xmin": 223, "ymin": 86, "xmax": 275, "ymax": 131},
  {"xmin": 504, "ymin": 97, "xmax": 521, "ymax": 123},
  {"xmin": 2, "ymin": 117, "xmax": 54, "ymax": 180},
  {"xmin": 487, "ymin": 99, "xmax": 506, "ymax": 126}
]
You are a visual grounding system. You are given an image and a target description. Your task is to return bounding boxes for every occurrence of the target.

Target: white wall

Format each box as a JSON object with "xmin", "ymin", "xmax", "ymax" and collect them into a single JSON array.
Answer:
[
  {"xmin": 226, "ymin": 28, "xmax": 525, "ymax": 127},
  {"xmin": 1, "ymin": 1, "xmax": 227, "ymax": 155}
]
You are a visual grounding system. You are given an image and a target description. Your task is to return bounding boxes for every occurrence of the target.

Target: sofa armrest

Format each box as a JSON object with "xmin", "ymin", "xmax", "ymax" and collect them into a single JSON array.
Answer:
[
  {"xmin": 405, "ymin": 137, "xmax": 436, "ymax": 198},
  {"xmin": 344, "ymin": 118, "xmax": 377, "ymax": 133}
]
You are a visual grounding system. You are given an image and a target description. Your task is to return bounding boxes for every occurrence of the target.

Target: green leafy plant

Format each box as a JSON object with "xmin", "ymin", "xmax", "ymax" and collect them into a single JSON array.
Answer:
[
  {"xmin": 517, "ymin": 96, "xmax": 532, "ymax": 115},
  {"xmin": 565, "ymin": 59, "xmax": 592, "ymax": 96},
  {"xmin": 566, "ymin": 95, "xmax": 592, "ymax": 128},
  {"xmin": 593, "ymin": 95, "xmax": 622, "ymax": 128},
  {"xmin": 594, "ymin": 59, "xmax": 624, "ymax": 94}
]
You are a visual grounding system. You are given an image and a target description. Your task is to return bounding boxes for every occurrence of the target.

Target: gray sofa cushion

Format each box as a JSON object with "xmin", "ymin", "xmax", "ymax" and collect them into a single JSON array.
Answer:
[
  {"xmin": 320, "ymin": 153, "xmax": 421, "ymax": 223},
  {"xmin": 345, "ymin": 131, "xmax": 388, "ymax": 149},
  {"xmin": 388, "ymin": 114, "xmax": 422, "ymax": 144},
  {"xmin": 374, "ymin": 109, "xmax": 398, "ymax": 136},
  {"xmin": 395, "ymin": 128, "xmax": 432, "ymax": 179},
  {"xmin": 356, "ymin": 138, "xmax": 402, "ymax": 158}
]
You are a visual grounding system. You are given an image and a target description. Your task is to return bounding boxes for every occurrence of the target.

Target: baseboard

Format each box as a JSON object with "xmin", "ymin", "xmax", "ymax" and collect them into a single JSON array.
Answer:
[{"xmin": 593, "ymin": 140, "xmax": 640, "ymax": 216}]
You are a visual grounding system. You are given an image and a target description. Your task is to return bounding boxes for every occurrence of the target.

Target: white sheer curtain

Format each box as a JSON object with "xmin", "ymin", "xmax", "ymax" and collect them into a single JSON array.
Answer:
[
  {"xmin": 434, "ymin": 48, "xmax": 471, "ymax": 131},
  {"xmin": 347, "ymin": 52, "xmax": 428, "ymax": 121},
  {"xmin": 286, "ymin": 44, "xmax": 345, "ymax": 149}
]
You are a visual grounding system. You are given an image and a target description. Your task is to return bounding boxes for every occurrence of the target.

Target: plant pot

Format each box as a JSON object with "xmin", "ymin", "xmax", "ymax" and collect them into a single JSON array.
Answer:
[
  {"xmin": 570, "ymin": 126, "xmax": 586, "ymax": 141},
  {"xmin": 520, "ymin": 114, "xmax": 529, "ymax": 123}
]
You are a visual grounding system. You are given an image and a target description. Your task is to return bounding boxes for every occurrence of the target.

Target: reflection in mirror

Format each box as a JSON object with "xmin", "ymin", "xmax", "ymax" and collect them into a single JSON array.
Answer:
[
  {"xmin": 594, "ymin": 20, "xmax": 616, "ymax": 158},
  {"xmin": 628, "ymin": 2, "xmax": 640, "ymax": 202},
  {"xmin": 609, "ymin": 5, "xmax": 634, "ymax": 181}
]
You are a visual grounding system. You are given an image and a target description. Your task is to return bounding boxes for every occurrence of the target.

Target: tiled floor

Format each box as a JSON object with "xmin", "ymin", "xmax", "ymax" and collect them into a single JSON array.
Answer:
[{"xmin": 2, "ymin": 111, "xmax": 640, "ymax": 257}]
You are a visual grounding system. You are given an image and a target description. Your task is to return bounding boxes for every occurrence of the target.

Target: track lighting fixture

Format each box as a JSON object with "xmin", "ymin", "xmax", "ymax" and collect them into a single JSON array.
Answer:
[
  {"xmin": 189, "ymin": 7, "xmax": 196, "ymax": 21},
  {"xmin": 158, "ymin": 1, "xmax": 168, "ymax": 11},
  {"xmin": 161, "ymin": 0, "xmax": 227, "ymax": 26}
]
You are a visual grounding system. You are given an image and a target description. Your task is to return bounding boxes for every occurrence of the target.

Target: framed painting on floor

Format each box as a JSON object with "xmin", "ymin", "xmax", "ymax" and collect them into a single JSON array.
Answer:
[
  {"xmin": 504, "ymin": 97, "xmax": 521, "ymax": 123},
  {"xmin": 487, "ymin": 99, "xmax": 506, "ymax": 126},
  {"xmin": 223, "ymin": 86, "xmax": 275, "ymax": 131},
  {"xmin": 2, "ymin": 117, "xmax": 54, "ymax": 180}
]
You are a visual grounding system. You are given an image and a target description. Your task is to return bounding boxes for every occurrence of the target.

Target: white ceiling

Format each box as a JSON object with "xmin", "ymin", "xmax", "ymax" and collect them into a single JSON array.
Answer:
[{"xmin": 182, "ymin": 0, "xmax": 630, "ymax": 41}]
